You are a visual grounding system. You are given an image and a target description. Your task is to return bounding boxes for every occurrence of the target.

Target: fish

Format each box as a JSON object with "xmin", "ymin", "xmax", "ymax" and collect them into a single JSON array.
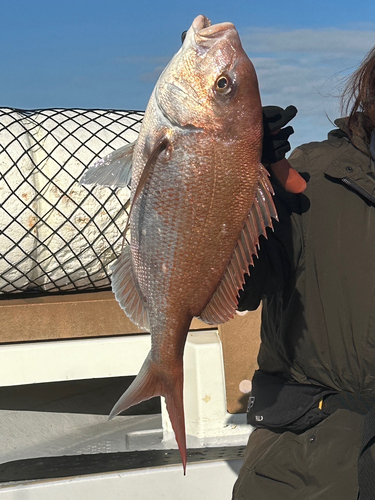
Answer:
[{"xmin": 80, "ymin": 14, "xmax": 277, "ymax": 473}]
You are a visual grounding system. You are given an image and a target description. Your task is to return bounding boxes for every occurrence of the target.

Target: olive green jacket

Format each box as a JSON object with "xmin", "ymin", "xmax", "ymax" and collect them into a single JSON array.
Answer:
[{"xmin": 238, "ymin": 119, "xmax": 375, "ymax": 394}]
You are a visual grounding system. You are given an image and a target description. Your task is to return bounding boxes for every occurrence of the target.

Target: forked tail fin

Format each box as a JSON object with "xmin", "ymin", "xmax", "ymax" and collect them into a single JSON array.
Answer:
[{"xmin": 109, "ymin": 352, "xmax": 187, "ymax": 473}]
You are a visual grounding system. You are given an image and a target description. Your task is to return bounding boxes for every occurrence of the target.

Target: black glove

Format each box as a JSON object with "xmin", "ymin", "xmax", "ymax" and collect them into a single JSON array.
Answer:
[{"xmin": 262, "ymin": 105, "xmax": 297, "ymax": 164}]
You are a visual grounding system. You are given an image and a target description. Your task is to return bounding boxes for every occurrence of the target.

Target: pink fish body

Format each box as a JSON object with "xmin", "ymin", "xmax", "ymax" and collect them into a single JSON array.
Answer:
[{"xmin": 81, "ymin": 14, "xmax": 276, "ymax": 472}]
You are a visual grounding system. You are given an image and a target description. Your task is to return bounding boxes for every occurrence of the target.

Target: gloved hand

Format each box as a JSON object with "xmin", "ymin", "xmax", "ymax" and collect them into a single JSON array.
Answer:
[
  {"xmin": 261, "ymin": 105, "xmax": 306, "ymax": 193},
  {"xmin": 262, "ymin": 105, "xmax": 297, "ymax": 164}
]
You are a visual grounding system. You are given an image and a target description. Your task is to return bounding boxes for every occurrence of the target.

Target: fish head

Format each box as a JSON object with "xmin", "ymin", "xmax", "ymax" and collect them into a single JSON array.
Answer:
[{"xmin": 155, "ymin": 15, "xmax": 262, "ymax": 141}]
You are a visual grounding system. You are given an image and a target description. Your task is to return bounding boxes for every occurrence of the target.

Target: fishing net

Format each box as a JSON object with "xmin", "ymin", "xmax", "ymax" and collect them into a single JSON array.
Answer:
[{"xmin": 0, "ymin": 107, "xmax": 144, "ymax": 295}]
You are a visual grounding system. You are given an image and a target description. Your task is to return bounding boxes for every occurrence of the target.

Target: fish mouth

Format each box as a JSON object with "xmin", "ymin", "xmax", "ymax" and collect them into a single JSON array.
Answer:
[{"xmin": 192, "ymin": 14, "xmax": 234, "ymax": 39}]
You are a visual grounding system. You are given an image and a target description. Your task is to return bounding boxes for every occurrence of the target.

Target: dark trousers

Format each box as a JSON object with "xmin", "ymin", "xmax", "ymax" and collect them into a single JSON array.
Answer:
[{"xmin": 232, "ymin": 409, "xmax": 364, "ymax": 500}]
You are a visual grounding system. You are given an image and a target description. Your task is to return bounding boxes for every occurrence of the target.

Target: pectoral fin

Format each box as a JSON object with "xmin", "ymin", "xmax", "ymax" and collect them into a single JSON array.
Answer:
[{"xmin": 80, "ymin": 142, "xmax": 135, "ymax": 187}]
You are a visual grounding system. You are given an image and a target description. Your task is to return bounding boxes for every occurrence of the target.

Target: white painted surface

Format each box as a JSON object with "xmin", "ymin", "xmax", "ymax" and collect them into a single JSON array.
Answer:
[
  {"xmin": 0, "ymin": 331, "xmax": 251, "ymax": 445},
  {"xmin": 0, "ymin": 334, "xmax": 151, "ymax": 386},
  {"xmin": 162, "ymin": 331, "xmax": 251, "ymax": 447},
  {"xmin": 0, "ymin": 332, "xmax": 251, "ymax": 456},
  {"xmin": 0, "ymin": 411, "xmax": 162, "ymax": 464},
  {"xmin": 0, "ymin": 329, "xmax": 250, "ymax": 500},
  {"xmin": 162, "ymin": 331, "xmax": 226, "ymax": 437},
  {"xmin": 0, "ymin": 460, "xmax": 243, "ymax": 500}
]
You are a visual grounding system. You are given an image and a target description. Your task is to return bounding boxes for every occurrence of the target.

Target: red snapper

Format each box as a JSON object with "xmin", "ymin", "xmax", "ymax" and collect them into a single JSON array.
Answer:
[{"xmin": 81, "ymin": 14, "xmax": 277, "ymax": 472}]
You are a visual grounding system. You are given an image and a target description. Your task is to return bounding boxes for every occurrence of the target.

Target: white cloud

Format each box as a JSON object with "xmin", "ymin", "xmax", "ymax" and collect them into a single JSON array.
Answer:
[
  {"xmin": 241, "ymin": 27, "xmax": 375, "ymax": 56},
  {"xmin": 240, "ymin": 27, "xmax": 375, "ymax": 148}
]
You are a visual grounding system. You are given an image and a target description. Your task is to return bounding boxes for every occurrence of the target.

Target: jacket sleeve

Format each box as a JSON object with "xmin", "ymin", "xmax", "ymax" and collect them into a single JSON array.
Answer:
[{"xmin": 237, "ymin": 151, "xmax": 307, "ymax": 311}]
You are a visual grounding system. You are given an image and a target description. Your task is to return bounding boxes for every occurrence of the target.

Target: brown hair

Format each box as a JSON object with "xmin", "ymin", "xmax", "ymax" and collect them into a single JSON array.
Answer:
[{"xmin": 342, "ymin": 45, "xmax": 375, "ymax": 141}]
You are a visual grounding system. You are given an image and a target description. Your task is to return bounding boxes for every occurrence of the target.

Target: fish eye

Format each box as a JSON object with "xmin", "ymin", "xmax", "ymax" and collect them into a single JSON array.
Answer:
[
  {"xmin": 215, "ymin": 75, "xmax": 233, "ymax": 95},
  {"xmin": 217, "ymin": 77, "xmax": 228, "ymax": 89}
]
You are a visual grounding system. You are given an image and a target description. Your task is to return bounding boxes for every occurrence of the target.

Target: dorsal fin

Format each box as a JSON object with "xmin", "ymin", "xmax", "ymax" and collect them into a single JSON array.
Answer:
[
  {"xmin": 199, "ymin": 165, "xmax": 277, "ymax": 325},
  {"xmin": 80, "ymin": 142, "xmax": 135, "ymax": 187},
  {"xmin": 111, "ymin": 245, "xmax": 150, "ymax": 331}
]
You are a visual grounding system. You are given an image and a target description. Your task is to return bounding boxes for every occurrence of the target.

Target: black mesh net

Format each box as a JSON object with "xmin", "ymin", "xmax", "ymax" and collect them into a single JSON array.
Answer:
[{"xmin": 0, "ymin": 107, "xmax": 144, "ymax": 295}]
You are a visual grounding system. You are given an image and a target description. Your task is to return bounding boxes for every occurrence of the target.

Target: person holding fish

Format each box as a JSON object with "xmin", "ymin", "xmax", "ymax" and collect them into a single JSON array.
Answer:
[
  {"xmin": 81, "ymin": 14, "xmax": 374, "ymax": 498},
  {"xmin": 232, "ymin": 44, "xmax": 375, "ymax": 500}
]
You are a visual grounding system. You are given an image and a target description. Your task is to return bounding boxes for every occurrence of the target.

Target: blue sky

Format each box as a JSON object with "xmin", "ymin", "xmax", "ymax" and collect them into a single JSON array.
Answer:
[{"xmin": 1, "ymin": 0, "xmax": 375, "ymax": 148}]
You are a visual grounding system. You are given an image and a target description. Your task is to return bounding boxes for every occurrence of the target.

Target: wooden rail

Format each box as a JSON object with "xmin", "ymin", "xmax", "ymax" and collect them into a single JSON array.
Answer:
[{"xmin": 0, "ymin": 291, "xmax": 261, "ymax": 413}]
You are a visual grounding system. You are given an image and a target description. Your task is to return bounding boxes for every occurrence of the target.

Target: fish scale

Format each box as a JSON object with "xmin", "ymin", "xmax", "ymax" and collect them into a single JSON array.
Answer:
[{"xmin": 80, "ymin": 14, "xmax": 277, "ymax": 473}]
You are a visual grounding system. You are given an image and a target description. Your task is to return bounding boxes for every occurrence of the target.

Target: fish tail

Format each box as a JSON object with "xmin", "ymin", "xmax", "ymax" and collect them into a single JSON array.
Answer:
[
  {"xmin": 164, "ymin": 365, "xmax": 187, "ymax": 474},
  {"xmin": 109, "ymin": 351, "xmax": 187, "ymax": 473}
]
